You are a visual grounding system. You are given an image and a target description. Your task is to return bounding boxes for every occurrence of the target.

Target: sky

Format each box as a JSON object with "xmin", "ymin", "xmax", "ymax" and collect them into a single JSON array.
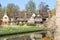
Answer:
[{"xmin": 0, "ymin": 0, "xmax": 56, "ymax": 11}]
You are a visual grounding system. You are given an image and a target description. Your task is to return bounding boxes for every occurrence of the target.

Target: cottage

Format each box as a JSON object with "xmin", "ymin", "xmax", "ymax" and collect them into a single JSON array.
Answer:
[
  {"xmin": 2, "ymin": 13, "xmax": 9, "ymax": 25},
  {"xmin": 28, "ymin": 13, "xmax": 36, "ymax": 24}
]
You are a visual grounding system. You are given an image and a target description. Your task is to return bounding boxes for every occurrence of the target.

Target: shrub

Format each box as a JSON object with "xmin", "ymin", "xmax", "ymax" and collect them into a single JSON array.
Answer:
[
  {"xmin": 19, "ymin": 24, "xmax": 24, "ymax": 26},
  {"xmin": 27, "ymin": 24, "xmax": 36, "ymax": 26}
]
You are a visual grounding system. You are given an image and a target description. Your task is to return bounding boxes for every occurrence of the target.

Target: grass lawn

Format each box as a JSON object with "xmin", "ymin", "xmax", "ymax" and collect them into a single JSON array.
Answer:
[
  {"xmin": 36, "ymin": 38, "xmax": 42, "ymax": 40},
  {"xmin": 0, "ymin": 33, "xmax": 43, "ymax": 40},
  {"xmin": 0, "ymin": 25, "xmax": 47, "ymax": 40},
  {"xmin": 0, "ymin": 25, "xmax": 47, "ymax": 35}
]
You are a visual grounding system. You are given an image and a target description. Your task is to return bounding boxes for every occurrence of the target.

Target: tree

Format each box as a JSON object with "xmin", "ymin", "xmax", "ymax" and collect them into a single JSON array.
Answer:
[
  {"xmin": 0, "ymin": 4, "xmax": 4, "ymax": 17},
  {"xmin": 26, "ymin": 0, "xmax": 36, "ymax": 13},
  {"xmin": 51, "ymin": 8, "xmax": 56, "ymax": 16},
  {"xmin": 7, "ymin": 3, "xmax": 19, "ymax": 17},
  {"xmin": 0, "ymin": 4, "xmax": 1, "ymax": 7},
  {"xmin": 0, "ymin": 6, "xmax": 2, "ymax": 14},
  {"xmin": 39, "ymin": 2, "xmax": 49, "ymax": 18}
]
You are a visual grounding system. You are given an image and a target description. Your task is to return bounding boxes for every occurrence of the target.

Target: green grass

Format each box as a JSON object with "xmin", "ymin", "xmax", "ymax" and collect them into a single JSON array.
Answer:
[
  {"xmin": 0, "ymin": 25, "xmax": 46, "ymax": 40},
  {"xmin": 36, "ymin": 38, "xmax": 42, "ymax": 40},
  {"xmin": 0, "ymin": 34, "xmax": 43, "ymax": 40},
  {"xmin": 0, "ymin": 25, "xmax": 47, "ymax": 35}
]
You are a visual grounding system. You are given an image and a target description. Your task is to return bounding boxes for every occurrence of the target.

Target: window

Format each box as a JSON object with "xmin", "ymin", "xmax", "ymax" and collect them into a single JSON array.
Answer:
[{"xmin": 5, "ymin": 17, "xmax": 7, "ymax": 19}]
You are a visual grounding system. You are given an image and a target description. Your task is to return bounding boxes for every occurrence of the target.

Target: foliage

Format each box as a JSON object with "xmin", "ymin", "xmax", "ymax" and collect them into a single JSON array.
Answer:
[
  {"xmin": 0, "ymin": 4, "xmax": 1, "ymax": 7},
  {"xmin": 27, "ymin": 24, "xmax": 36, "ymax": 26},
  {"xmin": 7, "ymin": 3, "xmax": 19, "ymax": 13},
  {"xmin": 26, "ymin": 0, "xmax": 36, "ymax": 13},
  {"xmin": 51, "ymin": 8, "xmax": 56, "ymax": 16},
  {"xmin": 0, "ymin": 7, "xmax": 3, "ymax": 16},
  {"xmin": 39, "ymin": 2, "xmax": 49, "ymax": 18}
]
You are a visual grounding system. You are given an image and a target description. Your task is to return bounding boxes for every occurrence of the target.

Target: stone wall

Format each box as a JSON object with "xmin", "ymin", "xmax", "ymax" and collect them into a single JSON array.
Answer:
[{"xmin": 54, "ymin": 0, "xmax": 60, "ymax": 40}]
